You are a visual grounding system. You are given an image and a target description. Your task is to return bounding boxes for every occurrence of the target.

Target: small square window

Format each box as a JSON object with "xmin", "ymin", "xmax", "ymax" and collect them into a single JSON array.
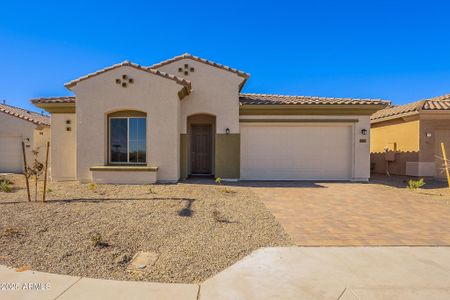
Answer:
[
  {"xmin": 66, "ymin": 127, "xmax": 71, "ymax": 131},
  {"xmin": 122, "ymin": 74, "xmax": 128, "ymax": 80},
  {"xmin": 178, "ymin": 67, "xmax": 183, "ymax": 72},
  {"xmin": 115, "ymin": 79, "xmax": 121, "ymax": 84},
  {"xmin": 184, "ymin": 64, "xmax": 188, "ymax": 69},
  {"xmin": 66, "ymin": 120, "xmax": 71, "ymax": 124},
  {"xmin": 128, "ymin": 78, "xmax": 134, "ymax": 84},
  {"xmin": 190, "ymin": 67, "xmax": 194, "ymax": 72},
  {"xmin": 184, "ymin": 71, "xmax": 188, "ymax": 75},
  {"xmin": 122, "ymin": 82, "xmax": 127, "ymax": 87}
]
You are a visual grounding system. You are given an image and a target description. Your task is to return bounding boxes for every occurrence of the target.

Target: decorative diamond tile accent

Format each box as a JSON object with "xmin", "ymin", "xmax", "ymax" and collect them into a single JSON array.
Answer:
[
  {"xmin": 178, "ymin": 64, "xmax": 194, "ymax": 76},
  {"xmin": 115, "ymin": 74, "xmax": 134, "ymax": 87}
]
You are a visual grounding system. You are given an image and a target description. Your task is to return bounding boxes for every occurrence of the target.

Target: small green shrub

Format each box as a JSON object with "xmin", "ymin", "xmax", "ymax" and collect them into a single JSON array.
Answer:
[
  {"xmin": 0, "ymin": 176, "xmax": 13, "ymax": 185},
  {"xmin": 90, "ymin": 232, "xmax": 109, "ymax": 248},
  {"xmin": 215, "ymin": 177, "xmax": 222, "ymax": 185},
  {"xmin": 407, "ymin": 178, "xmax": 426, "ymax": 191},
  {"xmin": 88, "ymin": 183, "xmax": 97, "ymax": 192},
  {"xmin": 148, "ymin": 186, "xmax": 156, "ymax": 194},
  {"xmin": 46, "ymin": 188, "xmax": 53, "ymax": 193},
  {"xmin": 0, "ymin": 181, "xmax": 12, "ymax": 193}
]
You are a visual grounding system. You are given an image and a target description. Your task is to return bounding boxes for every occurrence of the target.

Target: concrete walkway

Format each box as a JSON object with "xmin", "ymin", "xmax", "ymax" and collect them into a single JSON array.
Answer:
[
  {"xmin": 201, "ymin": 247, "xmax": 450, "ymax": 300},
  {"xmin": 2, "ymin": 247, "xmax": 450, "ymax": 299},
  {"xmin": 0, "ymin": 265, "xmax": 199, "ymax": 300}
]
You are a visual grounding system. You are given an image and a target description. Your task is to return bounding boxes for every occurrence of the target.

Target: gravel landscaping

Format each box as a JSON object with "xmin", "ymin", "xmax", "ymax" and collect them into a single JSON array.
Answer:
[{"xmin": 0, "ymin": 174, "xmax": 291, "ymax": 283}]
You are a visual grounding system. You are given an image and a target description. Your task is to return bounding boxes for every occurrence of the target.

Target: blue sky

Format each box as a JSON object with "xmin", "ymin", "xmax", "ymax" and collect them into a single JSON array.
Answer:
[{"xmin": 1, "ymin": 0, "xmax": 450, "ymax": 112}]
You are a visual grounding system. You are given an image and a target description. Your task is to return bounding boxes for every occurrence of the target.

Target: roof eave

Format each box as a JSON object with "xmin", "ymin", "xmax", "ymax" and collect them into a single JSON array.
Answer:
[
  {"xmin": 239, "ymin": 77, "xmax": 249, "ymax": 91},
  {"xmin": 32, "ymin": 102, "xmax": 76, "ymax": 114}
]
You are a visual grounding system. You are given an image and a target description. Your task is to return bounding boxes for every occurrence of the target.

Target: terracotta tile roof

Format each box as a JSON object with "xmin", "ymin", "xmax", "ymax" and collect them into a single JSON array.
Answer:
[
  {"xmin": 150, "ymin": 53, "xmax": 250, "ymax": 79},
  {"xmin": 371, "ymin": 94, "xmax": 450, "ymax": 122},
  {"xmin": 64, "ymin": 61, "xmax": 191, "ymax": 90},
  {"xmin": 31, "ymin": 96, "xmax": 76, "ymax": 104},
  {"xmin": 239, "ymin": 93, "xmax": 390, "ymax": 106},
  {"xmin": 0, "ymin": 103, "xmax": 50, "ymax": 126}
]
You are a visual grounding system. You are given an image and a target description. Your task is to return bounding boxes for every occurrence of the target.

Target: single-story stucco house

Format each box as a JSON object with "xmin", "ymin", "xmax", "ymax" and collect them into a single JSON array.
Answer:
[
  {"xmin": 0, "ymin": 103, "xmax": 50, "ymax": 173},
  {"xmin": 31, "ymin": 53, "xmax": 388, "ymax": 184},
  {"xmin": 371, "ymin": 94, "xmax": 450, "ymax": 179}
]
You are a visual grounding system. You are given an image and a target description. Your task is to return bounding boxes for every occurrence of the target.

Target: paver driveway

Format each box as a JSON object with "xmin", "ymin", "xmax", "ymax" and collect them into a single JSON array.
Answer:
[{"xmin": 251, "ymin": 176, "xmax": 450, "ymax": 246}]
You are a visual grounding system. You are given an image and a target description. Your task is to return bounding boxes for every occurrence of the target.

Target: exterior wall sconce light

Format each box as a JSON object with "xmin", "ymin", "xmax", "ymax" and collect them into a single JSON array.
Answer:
[
  {"xmin": 361, "ymin": 129, "xmax": 367, "ymax": 135},
  {"xmin": 426, "ymin": 132, "xmax": 432, "ymax": 138},
  {"xmin": 225, "ymin": 128, "xmax": 230, "ymax": 135}
]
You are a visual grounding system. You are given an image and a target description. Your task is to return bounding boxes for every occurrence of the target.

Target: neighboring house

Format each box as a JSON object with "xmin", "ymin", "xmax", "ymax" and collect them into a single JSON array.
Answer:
[
  {"xmin": 371, "ymin": 94, "xmax": 450, "ymax": 179},
  {"xmin": 0, "ymin": 103, "xmax": 50, "ymax": 173},
  {"xmin": 32, "ymin": 53, "xmax": 388, "ymax": 184}
]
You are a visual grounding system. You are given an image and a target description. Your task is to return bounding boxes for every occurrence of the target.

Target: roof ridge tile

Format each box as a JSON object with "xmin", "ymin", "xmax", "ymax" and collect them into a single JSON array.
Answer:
[
  {"xmin": 239, "ymin": 93, "xmax": 389, "ymax": 106},
  {"xmin": 371, "ymin": 94, "xmax": 450, "ymax": 122},
  {"xmin": 65, "ymin": 61, "xmax": 191, "ymax": 90},
  {"xmin": 150, "ymin": 53, "xmax": 250, "ymax": 78}
]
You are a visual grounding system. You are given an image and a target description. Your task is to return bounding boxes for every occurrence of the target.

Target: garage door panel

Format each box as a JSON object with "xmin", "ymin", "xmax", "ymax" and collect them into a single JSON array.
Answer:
[
  {"xmin": 240, "ymin": 124, "xmax": 353, "ymax": 180},
  {"xmin": 0, "ymin": 136, "xmax": 23, "ymax": 173}
]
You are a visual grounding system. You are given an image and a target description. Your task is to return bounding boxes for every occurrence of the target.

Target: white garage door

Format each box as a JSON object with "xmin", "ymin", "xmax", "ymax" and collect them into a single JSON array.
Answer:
[
  {"xmin": 0, "ymin": 136, "xmax": 23, "ymax": 173},
  {"xmin": 240, "ymin": 123, "xmax": 353, "ymax": 180}
]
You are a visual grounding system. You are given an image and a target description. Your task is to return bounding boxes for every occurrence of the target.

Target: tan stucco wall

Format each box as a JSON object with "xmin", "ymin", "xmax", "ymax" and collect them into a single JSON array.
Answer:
[
  {"xmin": 33, "ymin": 126, "xmax": 51, "ymax": 166},
  {"xmin": 72, "ymin": 65, "xmax": 182, "ymax": 182},
  {"xmin": 239, "ymin": 115, "xmax": 371, "ymax": 181},
  {"xmin": 371, "ymin": 119, "xmax": 420, "ymax": 153},
  {"xmin": 49, "ymin": 113, "xmax": 76, "ymax": 181},
  {"xmin": 370, "ymin": 118, "xmax": 420, "ymax": 176},
  {"xmin": 0, "ymin": 113, "xmax": 36, "ymax": 141},
  {"xmin": 157, "ymin": 58, "xmax": 243, "ymax": 134},
  {"xmin": 215, "ymin": 134, "xmax": 240, "ymax": 179},
  {"xmin": 180, "ymin": 134, "xmax": 188, "ymax": 179},
  {"xmin": 418, "ymin": 115, "xmax": 450, "ymax": 178},
  {"xmin": 0, "ymin": 113, "xmax": 50, "ymax": 170},
  {"xmin": 91, "ymin": 170, "xmax": 157, "ymax": 184},
  {"xmin": 370, "ymin": 115, "xmax": 450, "ymax": 177},
  {"xmin": 352, "ymin": 115, "xmax": 371, "ymax": 180},
  {"xmin": 371, "ymin": 152, "xmax": 419, "ymax": 175},
  {"xmin": 419, "ymin": 117, "xmax": 450, "ymax": 162}
]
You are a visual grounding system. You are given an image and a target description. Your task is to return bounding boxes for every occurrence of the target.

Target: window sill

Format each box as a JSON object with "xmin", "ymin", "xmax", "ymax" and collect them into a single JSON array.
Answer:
[{"xmin": 90, "ymin": 166, "xmax": 158, "ymax": 172}]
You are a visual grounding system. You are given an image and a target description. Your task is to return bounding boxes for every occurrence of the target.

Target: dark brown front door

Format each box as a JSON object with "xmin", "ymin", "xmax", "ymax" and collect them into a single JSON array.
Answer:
[{"xmin": 190, "ymin": 124, "xmax": 212, "ymax": 174}]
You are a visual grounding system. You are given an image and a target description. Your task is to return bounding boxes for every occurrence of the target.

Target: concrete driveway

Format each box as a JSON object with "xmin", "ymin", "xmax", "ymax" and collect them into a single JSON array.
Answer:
[{"xmin": 251, "ymin": 176, "xmax": 450, "ymax": 246}]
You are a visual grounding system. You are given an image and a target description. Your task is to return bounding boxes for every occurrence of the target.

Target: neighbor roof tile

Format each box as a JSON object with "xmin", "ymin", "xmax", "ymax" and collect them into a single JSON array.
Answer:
[
  {"xmin": 0, "ymin": 103, "xmax": 50, "ymax": 126},
  {"xmin": 371, "ymin": 94, "xmax": 450, "ymax": 122}
]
